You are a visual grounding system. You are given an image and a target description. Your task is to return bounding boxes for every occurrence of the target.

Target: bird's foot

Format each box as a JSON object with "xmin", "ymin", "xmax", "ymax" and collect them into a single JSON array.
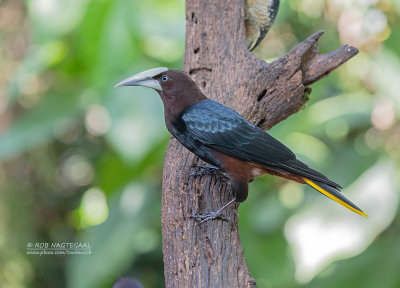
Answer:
[
  {"xmin": 190, "ymin": 164, "xmax": 220, "ymax": 176},
  {"xmin": 192, "ymin": 198, "xmax": 236, "ymax": 224},
  {"xmin": 192, "ymin": 211, "xmax": 227, "ymax": 224},
  {"xmin": 190, "ymin": 165, "xmax": 229, "ymax": 183}
]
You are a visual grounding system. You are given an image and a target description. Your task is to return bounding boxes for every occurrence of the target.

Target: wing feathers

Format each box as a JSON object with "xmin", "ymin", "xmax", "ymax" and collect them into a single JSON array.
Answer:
[{"xmin": 182, "ymin": 100, "xmax": 341, "ymax": 187}]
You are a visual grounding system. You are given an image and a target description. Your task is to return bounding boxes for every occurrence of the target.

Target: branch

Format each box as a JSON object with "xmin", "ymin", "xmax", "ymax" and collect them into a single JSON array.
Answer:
[
  {"xmin": 161, "ymin": 1, "xmax": 358, "ymax": 287},
  {"xmin": 245, "ymin": 30, "xmax": 359, "ymax": 130}
]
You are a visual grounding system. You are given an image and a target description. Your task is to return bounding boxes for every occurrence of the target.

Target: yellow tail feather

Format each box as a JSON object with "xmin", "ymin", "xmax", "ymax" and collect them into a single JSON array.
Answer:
[{"xmin": 302, "ymin": 177, "xmax": 368, "ymax": 218}]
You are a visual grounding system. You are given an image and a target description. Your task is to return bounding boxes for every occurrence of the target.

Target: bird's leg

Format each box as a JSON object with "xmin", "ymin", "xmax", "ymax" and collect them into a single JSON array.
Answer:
[{"xmin": 192, "ymin": 198, "xmax": 237, "ymax": 224}]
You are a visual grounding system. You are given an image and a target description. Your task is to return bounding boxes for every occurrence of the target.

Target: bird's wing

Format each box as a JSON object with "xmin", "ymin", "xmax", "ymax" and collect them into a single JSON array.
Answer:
[
  {"xmin": 182, "ymin": 100, "xmax": 296, "ymax": 164},
  {"xmin": 182, "ymin": 100, "xmax": 339, "ymax": 187}
]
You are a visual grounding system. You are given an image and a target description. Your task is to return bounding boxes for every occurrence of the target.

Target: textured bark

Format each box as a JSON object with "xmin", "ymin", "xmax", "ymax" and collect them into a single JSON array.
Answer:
[{"xmin": 161, "ymin": 0, "xmax": 358, "ymax": 287}]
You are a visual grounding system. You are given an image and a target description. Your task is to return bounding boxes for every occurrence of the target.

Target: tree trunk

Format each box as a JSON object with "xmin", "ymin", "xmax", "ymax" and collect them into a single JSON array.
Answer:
[{"xmin": 161, "ymin": 0, "xmax": 358, "ymax": 287}]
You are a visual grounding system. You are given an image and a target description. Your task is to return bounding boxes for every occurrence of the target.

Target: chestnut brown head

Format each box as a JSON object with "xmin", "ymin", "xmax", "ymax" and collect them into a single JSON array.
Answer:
[{"xmin": 115, "ymin": 67, "xmax": 206, "ymax": 113}]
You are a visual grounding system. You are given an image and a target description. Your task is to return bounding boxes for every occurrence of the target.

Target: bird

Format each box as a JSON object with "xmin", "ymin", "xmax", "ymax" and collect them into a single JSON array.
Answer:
[
  {"xmin": 113, "ymin": 277, "xmax": 143, "ymax": 288},
  {"xmin": 245, "ymin": 0, "xmax": 280, "ymax": 51},
  {"xmin": 115, "ymin": 67, "xmax": 367, "ymax": 222}
]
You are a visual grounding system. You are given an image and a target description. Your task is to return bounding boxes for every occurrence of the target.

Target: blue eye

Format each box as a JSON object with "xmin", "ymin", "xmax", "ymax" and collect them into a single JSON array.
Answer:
[{"xmin": 161, "ymin": 75, "xmax": 168, "ymax": 82}]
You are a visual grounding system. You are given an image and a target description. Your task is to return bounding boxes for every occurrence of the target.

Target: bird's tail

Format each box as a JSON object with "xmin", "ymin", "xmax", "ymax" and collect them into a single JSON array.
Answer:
[{"xmin": 302, "ymin": 177, "xmax": 368, "ymax": 217}]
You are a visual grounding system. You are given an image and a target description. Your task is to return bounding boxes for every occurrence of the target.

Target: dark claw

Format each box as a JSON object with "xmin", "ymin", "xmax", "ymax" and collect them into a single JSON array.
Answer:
[
  {"xmin": 192, "ymin": 211, "xmax": 232, "ymax": 224},
  {"xmin": 192, "ymin": 211, "xmax": 221, "ymax": 223},
  {"xmin": 190, "ymin": 165, "xmax": 230, "ymax": 184},
  {"xmin": 190, "ymin": 164, "xmax": 220, "ymax": 176},
  {"xmin": 191, "ymin": 198, "xmax": 236, "ymax": 224}
]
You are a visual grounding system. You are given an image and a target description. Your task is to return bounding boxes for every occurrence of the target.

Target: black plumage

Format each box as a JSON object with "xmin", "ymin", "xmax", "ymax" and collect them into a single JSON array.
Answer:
[
  {"xmin": 116, "ymin": 68, "xmax": 367, "ymax": 221},
  {"xmin": 181, "ymin": 99, "xmax": 340, "ymax": 188}
]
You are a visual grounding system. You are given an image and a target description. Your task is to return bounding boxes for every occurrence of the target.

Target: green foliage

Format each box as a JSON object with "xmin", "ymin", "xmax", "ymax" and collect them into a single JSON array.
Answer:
[{"xmin": 0, "ymin": 0, "xmax": 399, "ymax": 287}]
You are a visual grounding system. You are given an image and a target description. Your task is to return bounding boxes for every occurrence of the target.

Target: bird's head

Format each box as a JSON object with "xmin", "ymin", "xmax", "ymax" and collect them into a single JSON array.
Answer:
[{"xmin": 115, "ymin": 68, "xmax": 206, "ymax": 109}]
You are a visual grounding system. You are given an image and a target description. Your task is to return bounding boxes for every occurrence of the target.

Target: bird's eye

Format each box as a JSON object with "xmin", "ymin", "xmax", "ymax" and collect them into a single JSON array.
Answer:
[{"xmin": 161, "ymin": 75, "xmax": 168, "ymax": 82}]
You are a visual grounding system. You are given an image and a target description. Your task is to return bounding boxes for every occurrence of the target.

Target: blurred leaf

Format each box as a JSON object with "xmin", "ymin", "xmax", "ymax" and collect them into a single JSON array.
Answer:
[
  {"xmin": 66, "ymin": 182, "xmax": 162, "ymax": 288},
  {"xmin": 308, "ymin": 235, "xmax": 400, "ymax": 288},
  {"xmin": 0, "ymin": 93, "xmax": 80, "ymax": 161}
]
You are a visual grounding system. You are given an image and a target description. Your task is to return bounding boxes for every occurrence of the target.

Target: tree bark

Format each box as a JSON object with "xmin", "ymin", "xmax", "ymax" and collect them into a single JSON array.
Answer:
[{"xmin": 161, "ymin": 0, "xmax": 358, "ymax": 287}]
